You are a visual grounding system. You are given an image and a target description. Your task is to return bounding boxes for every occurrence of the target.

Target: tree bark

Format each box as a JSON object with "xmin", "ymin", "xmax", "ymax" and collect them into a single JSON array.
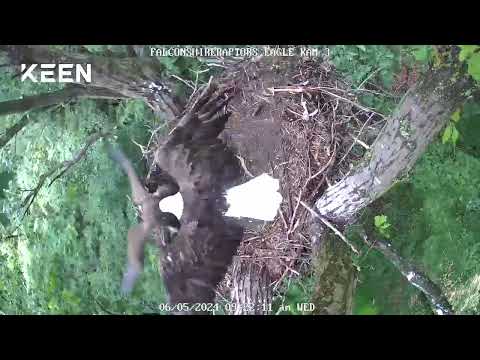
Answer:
[
  {"xmin": 310, "ymin": 49, "xmax": 475, "ymax": 314},
  {"xmin": 229, "ymin": 258, "xmax": 272, "ymax": 315},
  {"xmin": 315, "ymin": 61, "xmax": 473, "ymax": 224},
  {"xmin": 0, "ymin": 86, "xmax": 126, "ymax": 117},
  {"xmin": 0, "ymin": 45, "xmax": 182, "ymax": 120},
  {"xmin": 360, "ymin": 232, "xmax": 454, "ymax": 315},
  {"xmin": 0, "ymin": 86, "xmax": 128, "ymax": 149}
]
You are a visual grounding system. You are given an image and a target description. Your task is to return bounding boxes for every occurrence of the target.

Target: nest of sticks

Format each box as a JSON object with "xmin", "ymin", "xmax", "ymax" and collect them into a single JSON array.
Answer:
[
  {"xmin": 146, "ymin": 54, "xmax": 388, "ymax": 305},
  {"xmin": 212, "ymin": 55, "xmax": 387, "ymax": 300}
]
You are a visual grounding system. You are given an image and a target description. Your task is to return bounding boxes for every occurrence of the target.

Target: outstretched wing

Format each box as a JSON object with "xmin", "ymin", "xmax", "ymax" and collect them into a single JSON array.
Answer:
[{"xmin": 153, "ymin": 83, "xmax": 244, "ymax": 307}]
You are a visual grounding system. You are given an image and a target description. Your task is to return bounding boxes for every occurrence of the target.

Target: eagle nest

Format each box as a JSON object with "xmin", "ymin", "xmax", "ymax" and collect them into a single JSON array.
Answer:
[
  {"xmin": 148, "ymin": 55, "xmax": 385, "ymax": 312},
  {"xmin": 212, "ymin": 55, "xmax": 385, "ymax": 309}
]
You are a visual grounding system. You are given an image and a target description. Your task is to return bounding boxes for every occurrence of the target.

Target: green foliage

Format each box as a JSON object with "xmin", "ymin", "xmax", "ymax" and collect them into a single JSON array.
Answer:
[
  {"xmin": 411, "ymin": 45, "xmax": 434, "ymax": 63},
  {"xmin": 457, "ymin": 101, "xmax": 480, "ymax": 157},
  {"xmin": 0, "ymin": 76, "xmax": 168, "ymax": 314},
  {"xmin": 351, "ymin": 130, "xmax": 480, "ymax": 314},
  {"xmin": 374, "ymin": 214, "xmax": 392, "ymax": 239},
  {"xmin": 329, "ymin": 45, "xmax": 399, "ymax": 90},
  {"xmin": 442, "ymin": 120, "xmax": 460, "ymax": 146},
  {"xmin": 458, "ymin": 45, "xmax": 480, "ymax": 82},
  {"xmin": 328, "ymin": 45, "xmax": 432, "ymax": 115},
  {"xmin": 273, "ymin": 275, "xmax": 316, "ymax": 315}
]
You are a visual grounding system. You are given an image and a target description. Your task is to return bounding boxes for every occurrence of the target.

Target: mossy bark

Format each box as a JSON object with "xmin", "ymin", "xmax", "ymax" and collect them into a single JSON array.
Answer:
[
  {"xmin": 315, "ymin": 57, "xmax": 473, "ymax": 224},
  {"xmin": 310, "ymin": 47, "xmax": 475, "ymax": 315}
]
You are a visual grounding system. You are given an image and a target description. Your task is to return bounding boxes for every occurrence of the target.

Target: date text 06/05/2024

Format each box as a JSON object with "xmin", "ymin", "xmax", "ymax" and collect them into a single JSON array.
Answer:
[{"xmin": 158, "ymin": 302, "xmax": 274, "ymax": 313}]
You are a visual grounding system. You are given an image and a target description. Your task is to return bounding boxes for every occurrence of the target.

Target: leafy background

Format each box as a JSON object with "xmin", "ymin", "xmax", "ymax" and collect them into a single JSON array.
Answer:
[
  {"xmin": 1, "ymin": 45, "xmax": 479, "ymax": 314},
  {"xmin": 277, "ymin": 45, "xmax": 480, "ymax": 315}
]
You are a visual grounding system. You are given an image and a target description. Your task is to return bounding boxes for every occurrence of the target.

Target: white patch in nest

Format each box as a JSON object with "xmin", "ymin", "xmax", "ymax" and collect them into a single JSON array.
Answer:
[
  {"xmin": 158, "ymin": 192, "xmax": 184, "ymax": 220},
  {"xmin": 224, "ymin": 173, "xmax": 282, "ymax": 221},
  {"xmin": 406, "ymin": 271, "xmax": 415, "ymax": 281},
  {"xmin": 158, "ymin": 173, "xmax": 283, "ymax": 222}
]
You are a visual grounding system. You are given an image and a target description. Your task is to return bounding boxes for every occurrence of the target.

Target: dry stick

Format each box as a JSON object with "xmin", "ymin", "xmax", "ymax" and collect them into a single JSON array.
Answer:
[
  {"xmin": 236, "ymin": 155, "xmax": 254, "ymax": 178},
  {"xmin": 298, "ymin": 200, "xmax": 359, "ymax": 255},
  {"xmin": 269, "ymin": 86, "xmax": 385, "ymax": 119},
  {"xmin": 360, "ymin": 232, "xmax": 454, "ymax": 315},
  {"xmin": 356, "ymin": 67, "xmax": 384, "ymax": 91},
  {"xmin": 170, "ymin": 74, "xmax": 196, "ymax": 90},
  {"xmin": 349, "ymin": 134, "xmax": 371, "ymax": 150},
  {"xmin": 22, "ymin": 131, "xmax": 110, "ymax": 217},
  {"xmin": 337, "ymin": 113, "xmax": 374, "ymax": 166},
  {"xmin": 278, "ymin": 208, "xmax": 289, "ymax": 230}
]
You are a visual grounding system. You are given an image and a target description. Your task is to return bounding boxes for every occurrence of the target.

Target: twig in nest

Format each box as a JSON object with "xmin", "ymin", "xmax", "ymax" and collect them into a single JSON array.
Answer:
[
  {"xmin": 298, "ymin": 199, "xmax": 359, "ymax": 254},
  {"xmin": 278, "ymin": 208, "xmax": 289, "ymax": 231},
  {"xmin": 131, "ymin": 138, "xmax": 150, "ymax": 157},
  {"xmin": 309, "ymin": 146, "xmax": 336, "ymax": 181},
  {"xmin": 337, "ymin": 113, "xmax": 374, "ymax": 166},
  {"xmin": 287, "ymin": 189, "xmax": 303, "ymax": 236},
  {"xmin": 349, "ymin": 134, "xmax": 370, "ymax": 150},
  {"xmin": 269, "ymin": 85, "xmax": 385, "ymax": 119},
  {"xmin": 235, "ymin": 155, "xmax": 254, "ymax": 178},
  {"xmin": 170, "ymin": 74, "xmax": 195, "ymax": 90}
]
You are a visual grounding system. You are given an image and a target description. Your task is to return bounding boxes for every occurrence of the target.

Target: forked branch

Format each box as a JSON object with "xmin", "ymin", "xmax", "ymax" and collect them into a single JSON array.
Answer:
[{"xmin": 22, "ymin": 131, "xmax": 110, "ymax": 216}]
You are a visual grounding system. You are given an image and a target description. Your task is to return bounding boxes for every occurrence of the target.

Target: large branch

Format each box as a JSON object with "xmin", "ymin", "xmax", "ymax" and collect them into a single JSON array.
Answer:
[
  {"xmin": 315, "ymin": 56, "xmax": 474, "ymax": 223},
  {"xmin": 0, "ymin": 45, "xmax": 182, "ymax": 120},
  {"xmin": 360, "ymin": 232, "xmax": 454, "ymax": 315},
  {"xmin": 0, "ymin": 85, "xmax": 125, "ymax": 118},
  {"xmin": 0, "ymin": 112, "xmax": 34, "ymax": 149},
  {"xmin": 0, "ymin": 86, "xmax": 125, "ymax": 149},
  {"xmin": 309, "ymin": 48, "xmax": 475, "ymax": 315}
]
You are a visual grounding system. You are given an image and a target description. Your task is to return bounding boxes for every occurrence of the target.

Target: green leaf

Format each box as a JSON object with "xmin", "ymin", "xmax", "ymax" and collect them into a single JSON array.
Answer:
[
  {"xmin": 451, "ymin": 126, "xmax": 460, "ymax": 145},
  {"xmin": 467, "ymin": 52, "xmax": 480, "ymax": 82},
  {"xmin": 412, "ymin": 46, "xmax": 432, "ymax": 63},
  {"xmin": 442, "ymin": 124, "xmax": 453, "ymax": 144},
  {"xmin": 451, "ymin": 109, "xmax": 461, "ymax": 123},
  {"xmin": 459, "ymin": 45, "xmax": 479, "ymax": 62},
  {"xmin": 374, "ymin": 215, "xmax": 388, "ymax": 228}
]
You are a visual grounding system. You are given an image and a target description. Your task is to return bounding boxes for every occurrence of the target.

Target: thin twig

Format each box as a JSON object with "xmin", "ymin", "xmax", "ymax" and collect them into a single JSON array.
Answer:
[
  {"xmin": 235, "ymin": 155, "xmax": 254, "ymax": 178},
  {"xmin": 298, "ymin": 199, "xmax": 359, "ymax": 254},
  {"xmin": 269, "ymin": 85, "xmax": 385, "ymax": 119},
  {"xmin": 22, "ymin": 131, "xmax": 110, "ymax": 217},
  {"xmin": 356, "ymin": 67, "xmax": 383, "ymax": 91},
  {"xmin": 338, "ymin": 113, "xmax": 374, "ymax": 166},
  {"xmin": 170, "ymin": 74, "xmax": 195, "ymax": 90}
]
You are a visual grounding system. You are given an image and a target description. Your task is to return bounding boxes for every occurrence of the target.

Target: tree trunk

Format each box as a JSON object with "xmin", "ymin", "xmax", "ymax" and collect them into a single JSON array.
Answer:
[
  {"xmin": 315, "ymin": 62, "xmax": 473, "ymax": 223},
  {"xmin": 229, "ymin": 258, "xmax": 272, "ymax": 315},
  {"xmin": 0, "ymin": 45, "xmax": 182, "ymax": 120},
  {"xmin": 310, "ymin": 50, "xmax": 475, "ymax": 314}
]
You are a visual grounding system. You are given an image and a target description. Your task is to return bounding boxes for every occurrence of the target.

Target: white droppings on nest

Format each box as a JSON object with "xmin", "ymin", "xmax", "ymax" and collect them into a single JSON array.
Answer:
[
  {"xmin": 159, "ymin": 192, "xmax": 184, "ymax": 220},
  {"xmin": 225, "ymin": 173, "xmax": 282, "ymax": 221},
  {"xmin": 407, "ymin": 271, "xmax": 415, "ymax": 281},
  {"xmin": 158, "ymin": 173, "xmax": 283, "ymax": 222}
]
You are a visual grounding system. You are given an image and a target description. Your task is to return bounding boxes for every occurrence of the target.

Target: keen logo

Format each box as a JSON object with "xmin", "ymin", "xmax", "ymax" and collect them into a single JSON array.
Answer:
[{"xmin": 21, "ymin": 64, "xmax": 92, "ymax": 83}]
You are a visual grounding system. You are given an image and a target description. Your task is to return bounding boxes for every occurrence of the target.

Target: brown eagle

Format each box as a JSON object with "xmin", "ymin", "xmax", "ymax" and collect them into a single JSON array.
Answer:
[{"xmin": 110, "ymin": 82, "xmax": 244, "ymax": 312}]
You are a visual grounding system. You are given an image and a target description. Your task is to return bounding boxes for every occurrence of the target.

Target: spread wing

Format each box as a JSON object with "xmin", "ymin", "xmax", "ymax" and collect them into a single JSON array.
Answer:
[{"xmin": 153, "ymin": 83, "xmax": 244, "ymax": 307}]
